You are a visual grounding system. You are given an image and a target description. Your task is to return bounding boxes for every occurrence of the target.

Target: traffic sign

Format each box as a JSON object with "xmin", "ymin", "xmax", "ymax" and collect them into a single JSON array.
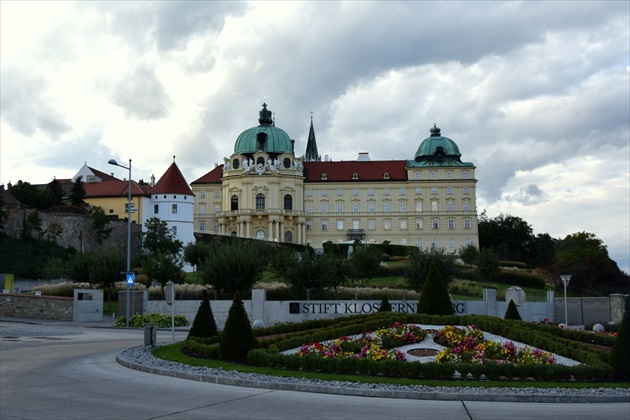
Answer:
[{"xmin": 126, "ymin": 273, "xmax": 135, "ymax": 285}]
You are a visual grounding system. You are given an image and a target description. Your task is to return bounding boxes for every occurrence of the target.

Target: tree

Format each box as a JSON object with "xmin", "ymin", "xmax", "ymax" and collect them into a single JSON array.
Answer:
[
  {"xmin": 0, "ymin": 191, "xmax": 8, "ymax": 234},
  {"xmin": 23, "ymin": 210, "xmax": 43, "ymax": 242},
  {"xmin": 42, "ymin": 257, "xmax": 65, "ymax": 280},
  {"xmin": 69, "ymin": 176, "xmax": 87, "ymax": 208},
  {"xmin": 458, "ymin": 244, "xmax": 479, "ymax": 267},
  {"xmin": 198, "ymin": 241, "xmax": 269, "ymax": 296},
  {"xmin": 90, "ymin": 206, "xmax": 113, "ymax": 245},
  {"xmin": 143, "ymin": 217, "xmax": 183, "ymax": 257},
  {"xmin": 417, "ymin": 262, "xmax": 454, "ymax": 316},
  {"xmin": 219, "ymin": 292, "xmax": 258, "ymax": 360},
  {"xmin": 9, "ymin": 181, "xmax": 41, "ymax": 209},
  {"xmin": 530, "ymin": 233, "xmax": 556, "ymax": 267},
  {"xmin": 183, "ymin": 241, "xmax": 211, "ymax": 281},
  {"xmin": 348, "ymin": 244, "xmax": 382, "ymax": 286},
  {"xmin": 46, "ymin": 179, "xmax": 64, "ymax": 207},
  {"xmin": 67, "ymin": 252, "xmax": 95, "ymax": 285},
  {"xmin": 478, "ymin": 211, "xmax": 534, "ymax": 262},
  {"xmin": 142, "ymin": 250, "xmax": 185, "ymax": 291},
  {"xmin": 46, "ymin": 218, "xmax": 63, "ymax": 244},
  {"xmin": 610, "ymin": 296, "xmax": 630, "ymax": 379},
  {"xmin": 504, "ymin": 299, "xmax": 522, "ymax": 321},
  {"xmin": 187, "ymin": 289, "xmax": 218, "ymax": 340},
  {"xmin": 477, "ymin": 248, "xmax": 500, "ymax": 285},
  {"xmin": 283, "ymin": 250, "xmax": 337, "ymax": 294},
  {"xmin": 88, "ymin": 248, "xmax": 126, "ymax": 312},
  {"xmin": 405, "ymin": 247, "xmax": 456, "ymax": 292}
]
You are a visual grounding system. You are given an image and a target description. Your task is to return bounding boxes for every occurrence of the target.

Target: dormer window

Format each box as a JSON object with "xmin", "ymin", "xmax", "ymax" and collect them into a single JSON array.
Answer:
[
  {"xmin": 352, "ymin": 173, "xmax": 359, "ymax": 180},
  {"xmin": 321, "ymin": 173, "xmax": 328, "ymax": 180},
  {"xmin": 383, "ymin": 172, "xmax": 390, "ymax": 179}
]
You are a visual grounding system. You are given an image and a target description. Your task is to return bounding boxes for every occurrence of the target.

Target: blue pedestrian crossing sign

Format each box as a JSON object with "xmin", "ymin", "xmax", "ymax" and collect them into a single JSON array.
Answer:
[{"xmin": 126, "ymin": 273, "xmax": 135, "ymax": 285}]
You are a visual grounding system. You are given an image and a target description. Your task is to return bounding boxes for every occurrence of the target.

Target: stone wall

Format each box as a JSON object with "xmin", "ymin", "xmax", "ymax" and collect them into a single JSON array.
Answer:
[
  {"xmin": 2, "ymin": 205, "xmax": 142, "ymax": 255},
  {"xmin": 0, "ymin": 293, "xmax": 73, "ymax": 321}
]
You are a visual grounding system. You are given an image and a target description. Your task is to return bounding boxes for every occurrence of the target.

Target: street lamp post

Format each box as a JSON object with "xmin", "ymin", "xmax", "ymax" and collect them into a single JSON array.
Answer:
[
  {"xmin": 108, "ymin": 159, "xmax": 132, "ymax": 328},
  {"xmin": 561, "ymin": 274, "xmax": 571, "ymax": 326}
]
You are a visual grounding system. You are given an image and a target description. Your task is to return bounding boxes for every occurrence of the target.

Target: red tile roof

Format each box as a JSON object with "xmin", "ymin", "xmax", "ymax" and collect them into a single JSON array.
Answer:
[
  {"xmin": 84, "ymin": 180, "xmax": 150, "ymax": 198},
  {"xmin": 191, "ymin": 165, "xmax": 224, "ymax": 184},
  {"xmin": 150, "ymin": 162, "xmax": 194, "ymax": 196},
  {"xmin": 88, "ymin": 166, "xmax": 120, "ymax": 182},
  {"xmin": 303, "ymin": 160, "xmax": 408, "ymax": 182}
]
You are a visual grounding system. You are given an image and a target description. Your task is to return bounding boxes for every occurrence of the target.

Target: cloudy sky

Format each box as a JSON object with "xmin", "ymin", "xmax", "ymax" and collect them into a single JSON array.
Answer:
[{"xmin": 1, "ymin": 1, "xmax": 628, "ymax": 273}]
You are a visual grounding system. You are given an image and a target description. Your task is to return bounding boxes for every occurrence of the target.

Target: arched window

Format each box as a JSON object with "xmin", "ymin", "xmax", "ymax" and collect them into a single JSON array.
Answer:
[
  {"xmin": 231, "ymin": 195, "xmax": 238, "ymax": 211},
  {"xmin": 284, "ymin": 194, "xmax": 292, "ymax": 210},
  {"xmin": 256, "ymin": 193, "xmax": 265, "ymax": 210},
  {"xmin": 256, "ymin": 230, "xmax": 265, "ymax": 240},
  {"xmin": 284, "ymin": 231, "xmax": 293, "ymax": 243}
]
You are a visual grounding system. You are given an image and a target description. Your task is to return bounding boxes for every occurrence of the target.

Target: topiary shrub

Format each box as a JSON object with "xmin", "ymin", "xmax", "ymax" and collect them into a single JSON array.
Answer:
[
  {"xmin": 417, "ymin": 262, "xmax": 454, "ymax": 316},
  {"xmin": 610, "ymin": 296, "xmax": 630, "ymax": 380},
  {"xmin": 187, "ymin": 289, "xmax": 218, "ymax": 340},
  {"xmin": 219, "ymin": 291, "xmax": 259, "ymax": 360},
  {"xmin": 378, "ymin": 296, "xmax": 392, "ymax": 312},
  {"xmin": 504, "ymin": 299, "xmax": 523, "ymax": 321}
]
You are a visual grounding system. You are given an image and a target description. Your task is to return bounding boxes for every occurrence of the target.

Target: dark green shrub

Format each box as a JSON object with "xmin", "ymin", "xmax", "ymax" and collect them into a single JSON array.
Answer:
[
  {"xmin": 378, "ymin": 296, "xmax": 392, "ymax": 312},
  {"xmin": 187, "ymin": 289, "xmax": 218, "ymax": 340},
  {"xmin": 504, "ymin": 299, "xmax": 523, "ymax": 321},
  {"xmin": 417, "ymin": 262, "xmax": 455, "ymax": 315},
  {"xmin": 219, "ymin": 292, "xmax": 259, "ymax": 360},
  {"xmin": 610, "ymin": 296, "xmax": 630, "ymax": 379}
]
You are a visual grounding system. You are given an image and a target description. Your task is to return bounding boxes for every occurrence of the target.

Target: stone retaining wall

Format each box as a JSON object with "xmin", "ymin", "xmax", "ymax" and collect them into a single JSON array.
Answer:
[{"xmin": 0, "ymin": 293, "xmax": 73, "ymax": 321}]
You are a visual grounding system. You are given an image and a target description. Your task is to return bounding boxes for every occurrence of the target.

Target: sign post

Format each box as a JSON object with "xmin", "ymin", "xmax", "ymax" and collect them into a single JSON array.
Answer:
[
  {"xmin": 165, "ymin": 281, "xmax": 175, "ymax": 343},
  {"xmin": 125, "ymin": 272, "xmax": 135, "ymax": 328}
]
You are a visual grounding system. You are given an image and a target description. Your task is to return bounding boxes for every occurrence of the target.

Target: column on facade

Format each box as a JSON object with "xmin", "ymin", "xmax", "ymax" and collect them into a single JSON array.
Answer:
[
  {"xmin": 279, "ymin": 221, "xmax": 284, "ymax": 243},
  {"xmin": 246, "ymin": 220, "xmax": 251, "ymax": 238},
  {"xmin": 297, "ymin": 222, "xmax": 302, "ymax": 244},
  {"xmin": 268, "ymin": 220, "xmax": 273, "ymax": 241}
]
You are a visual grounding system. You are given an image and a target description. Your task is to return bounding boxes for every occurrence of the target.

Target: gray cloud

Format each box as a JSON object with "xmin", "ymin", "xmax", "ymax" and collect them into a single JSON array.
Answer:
[
  {"xmin": 111, "ymin": 66, "xmax": 172, "ymax": 120},
  {"xmin": 504, "ymin": 184, "xmax": 549, "ymax": 206}
]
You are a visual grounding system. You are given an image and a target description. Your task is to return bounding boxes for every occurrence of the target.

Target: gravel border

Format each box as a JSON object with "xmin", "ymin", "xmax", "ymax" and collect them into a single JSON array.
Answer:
[{"xmin": 116, "ymin": 345, "xmax": 630, "ymax": 403}]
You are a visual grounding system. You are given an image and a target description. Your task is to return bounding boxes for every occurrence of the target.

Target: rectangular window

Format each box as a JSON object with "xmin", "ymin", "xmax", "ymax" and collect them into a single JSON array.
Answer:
[
  {"xmin": 401, "ymin": 238, "xmax": 407, "ymax": 246},
  {"xmin": 353, "ymin": 220, "xmax": 360, "ymax": 229},
  {"xmin": 368, "ymin": 202, "xmax": 375, "ymax": 213},
  {"xmin": 448, "ymin": 219, "xmax": 455, "ymax": 229},
  {"xmin": 337, "ymin": 203, "xmax": 343, "ymax": 213},
  {"xmin": 306, "ymin": 189, "xmax": 312, "ymax": 197},
  {"xmin": 415, "ymin": 201, "xmax": 422, "ymax": 212},
  {"xmin": 369, "ymin": 219, "xmax": 375, "ymax": 230},
  {"xmin": 352, "ymin": 188, "xmax": 359, "ymax": 196},
  {"xmin": 214, "ymin": 205, "xmax": 220, "ymax": 214},
  {"xmin": 400, "ymin": 219, "xmax": 407, "ymax": 229},
  {"xmin": 154, "ymin": 204, "xmax": 159, "ymax": 214},
  {"xmin": 447, "ymin": 201, "xmax": 454, "ymax": 212},
  {"xmin": 384, "ymin": 219, "xmax": 391, "ymax": 230},
  {"xmin": 352, "ymin": 203, "xmax": 359, "ymax": 213},
  {"xmin": 431, "ymin": 171, "xmax": 437, "ymax": 179},
  {"xmin": 416, "ymin": 238, "xmax": 423, "ymax": 248},
  {"xmin": 400, "ymin": 202, "xmax": 407, "ymax": 212},
  {"xmin": 306, "ymin": 221, "xmax": 312, "ymax": 231},
  {"xmin": 200, "ymin": 222, "xmax": 205, "ymax": 231},
  {"xmin": 415, "ymin": 187, "xmax": 422, "ymax": 195},
  {"xmin": 337, "ymin": 220, "xmax": 344, "ymax": 230},
  {"xmin": 368, "ymin": 188, "xmax": 374, "ymax": 196},
  {"xmin": 433, "ymin": 238, "xmax": 439, "ymax": 248},
  {"xmin": 322, "ymin": 219, "xmax": 328, "ymax": 230},
  {"xmin": 465, "ymin": 237, "xmax": 472, "ymax": 246},
  {"xmin": 200, "ymin": 204, "xmax": 206, "ymax": 215},
  {"xmin": 322, "ymin": 189, "xmax": 328, "ymax": 196},
  {"xmin": 449, "ymin": 237, "xmax": 455, "ymax": 248},
  {"xmin": 462, "ymin": 171, "xmax": 469, "ymax": 179},
  {"xmin": 447, "ymin": 187, "xmax": 453, "ymax": 195},
  {"xmin": 172, "ymin": 226, "xmax": 177, "ymax": 235},
  {"xmin": 464, "ymin": 218, "xmax": 471, "ymax": 229},
  {"xmin": 337, "ymin": 189, "xmax": 343, "ymax": 196},
  {"xmin": 172, "ymin": 204, "xmax": 178, "ymax": 214},
  {"xmin": 415, "ymin": 172, "xmax": 421, "ymax": 179},
  {"xmin": 399, "ymin": 188, "xmax": 406, "ymax": 195},
  {"xmin": 446, "ymin": 171, "xmax": 453, "ymax": 179},
  {"xmin": 384, "ymin": 188, "xmax": 390, "ymax": 196},
  {"xmin": 200, "ymin": 191, "xmax": 206, "ymax": 198},
  {"xmin": 463, "ymin": 200, "xmax": 470, "ymax": 212},
  {"xmin": 306, "ymin": 203, "xmax": 312, "ymax": 214},
  {"xmin": 463, "ymin": 187, "xmax": 469, "ymax": 194},
  {"xmin": 416, "ymin": 219, "xmax": 423, "ymax": 229},
  {"xmin": 432, "ymin": 219, "xmax": 439, "ymax": 229},
  {"xmin": 322, "ymin": 203, "xmax": 328, "ymax": 213},
  {"xmin": 431, "ymin": 187, "xmax": 437, "ymax": 195},
  {"xmin": 214, "ymin": 191, "xmax": 220, "ymax": 198},
  {"xmin": 384, "ymin": 202, "xmax": 390, "ymax": 213},
  {"xmin": 431, "ymin": 201, "xmax": 438, "ymax": 212}
]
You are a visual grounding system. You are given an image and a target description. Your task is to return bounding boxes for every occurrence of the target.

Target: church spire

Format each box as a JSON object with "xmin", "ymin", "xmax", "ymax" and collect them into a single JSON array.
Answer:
[{"xmin": 304, "ymin": 114, "xmax": 320, "ymax": 162}]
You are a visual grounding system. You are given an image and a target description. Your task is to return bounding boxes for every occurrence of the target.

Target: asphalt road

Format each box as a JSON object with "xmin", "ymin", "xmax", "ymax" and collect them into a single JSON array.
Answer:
[{"xmin": 0, "ymin": 320, "xmax": 628, "ymax": 420}]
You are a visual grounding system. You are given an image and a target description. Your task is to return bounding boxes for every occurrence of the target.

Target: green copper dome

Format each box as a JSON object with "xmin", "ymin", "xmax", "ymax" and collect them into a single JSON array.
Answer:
[
  {"xmin": 410, "ymin": 124, "xmax": 472, "ymax": 167},
  {"xmin": 234, "ymin": 103, "xmax": 294, "ymax": 155}
]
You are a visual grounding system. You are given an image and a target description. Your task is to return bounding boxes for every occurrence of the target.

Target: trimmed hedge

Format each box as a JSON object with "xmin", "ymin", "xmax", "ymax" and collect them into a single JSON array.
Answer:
[{"xmin": 455, "ymin": 267, "xmax": 547, "ymax": 289}]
